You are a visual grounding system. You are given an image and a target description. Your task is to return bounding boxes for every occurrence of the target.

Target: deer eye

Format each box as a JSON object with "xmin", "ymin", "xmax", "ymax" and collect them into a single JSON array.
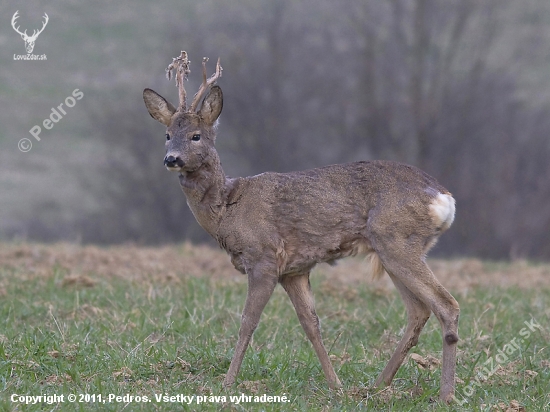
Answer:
[
  {"xmin": 165, "ymin": 134, "xmax": 170, "ymax": 141},
  {"xmin": 191, "ymin": 134, "xmax": 201, "ymax": 141}
]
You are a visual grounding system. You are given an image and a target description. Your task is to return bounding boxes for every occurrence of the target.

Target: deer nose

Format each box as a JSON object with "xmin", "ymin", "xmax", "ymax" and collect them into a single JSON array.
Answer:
[{"xmin": 164, "ymin": 155, "xmax": 184, "ymax": 168}]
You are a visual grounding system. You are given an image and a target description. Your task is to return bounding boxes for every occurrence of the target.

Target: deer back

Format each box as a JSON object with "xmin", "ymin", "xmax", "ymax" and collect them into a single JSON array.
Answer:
[{"xmin": 215, "ymin": 161, "xmax": 452, "ymax": 276}]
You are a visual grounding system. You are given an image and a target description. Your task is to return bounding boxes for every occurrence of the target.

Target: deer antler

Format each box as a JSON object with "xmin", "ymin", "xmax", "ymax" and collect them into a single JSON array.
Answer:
[
  {"xmin": 11, "ymin": 11, "xmax": 27, "ymax": 37},
  {"xmin": 189, "ymin": 57, "xmax": 222, "ymax": 112},
  {"xmin": 11, "ymin": 11, "xmax": 48, "ymax": 40},
  {"xmin": 29, "ymin": 13, "xmax": 49, "ymax": 40},
  {"xmin": 166, "ymin": 51, "xmax": 191, "ymax": 111}
]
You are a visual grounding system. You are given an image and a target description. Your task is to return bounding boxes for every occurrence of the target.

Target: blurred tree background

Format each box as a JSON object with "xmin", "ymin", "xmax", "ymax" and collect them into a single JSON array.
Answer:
[{"xmin": 1, "ymin": 0, "xmax": 550, "ymax": 259}]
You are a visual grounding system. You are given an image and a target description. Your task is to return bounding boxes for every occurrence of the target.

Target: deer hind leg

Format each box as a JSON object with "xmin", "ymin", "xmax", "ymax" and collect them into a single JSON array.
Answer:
[
  {"xmin": 374, "ymin": 272, "xmax": 431, "ymax": 388},
  {"xmin": 223, "ymin": 270, "xmax": 278, "ymax": 388},
  {"xmin": 373, "ymin": 240, "xmax": 459, "ymax": 402},
  {"xmin": 280, "ymin": 272, "xmax": 342, "ymax": 389}
]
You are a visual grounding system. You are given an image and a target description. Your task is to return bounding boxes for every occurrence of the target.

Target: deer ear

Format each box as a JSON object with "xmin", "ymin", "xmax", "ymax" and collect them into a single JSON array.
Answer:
[
  {"xmin": 143, "ymin": 88, "xmax": 176, "ymax": 126},
  {"xmin": 198, "ymin": 86, "xmax": 223, "ymax": 125}
]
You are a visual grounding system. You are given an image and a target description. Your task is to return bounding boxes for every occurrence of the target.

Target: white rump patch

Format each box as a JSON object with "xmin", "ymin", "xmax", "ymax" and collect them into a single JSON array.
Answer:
[{"xmin": 429, "ymin": 192, "xmax": 456, "ymax": 231}]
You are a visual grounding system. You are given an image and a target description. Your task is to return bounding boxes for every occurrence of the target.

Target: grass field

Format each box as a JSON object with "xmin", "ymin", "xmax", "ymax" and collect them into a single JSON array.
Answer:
[{"xmin": 0, "ymin": 243, "xmax": 548, "ymax": 411}]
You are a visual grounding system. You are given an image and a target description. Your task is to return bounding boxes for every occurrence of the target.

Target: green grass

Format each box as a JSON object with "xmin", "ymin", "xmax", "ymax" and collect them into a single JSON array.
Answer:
[{"xmin": 0, "ymin": 263, "xmax": 548, "ymax": 411}]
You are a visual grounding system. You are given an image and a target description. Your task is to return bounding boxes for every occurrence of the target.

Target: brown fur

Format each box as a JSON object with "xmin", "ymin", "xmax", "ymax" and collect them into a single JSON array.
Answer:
[{"xmin": 143, "ymin": 53, "xmax": 459, "ymax": 402}]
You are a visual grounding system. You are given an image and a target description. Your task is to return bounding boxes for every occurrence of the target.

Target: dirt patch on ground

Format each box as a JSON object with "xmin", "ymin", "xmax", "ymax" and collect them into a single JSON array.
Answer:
[{"xmin": 1, "ymin": 242, "xmax": 549, "ymax": 291}]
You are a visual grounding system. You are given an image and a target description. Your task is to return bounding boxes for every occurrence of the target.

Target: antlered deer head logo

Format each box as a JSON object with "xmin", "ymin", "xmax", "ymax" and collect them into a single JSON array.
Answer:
[{"xmin": 11, "ymin": 10, "xmax": 49, "ymax": 54}]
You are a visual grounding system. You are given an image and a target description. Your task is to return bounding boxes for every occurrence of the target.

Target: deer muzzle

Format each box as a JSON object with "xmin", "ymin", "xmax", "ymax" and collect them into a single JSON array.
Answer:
[{"xmin": 164, "ymin": 155, "xmax": 185, "ymax": 170}]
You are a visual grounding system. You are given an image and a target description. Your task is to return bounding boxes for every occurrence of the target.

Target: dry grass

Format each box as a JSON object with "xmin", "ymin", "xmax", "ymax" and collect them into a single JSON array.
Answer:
[
  {"xmin": 0, "ymin": 242, "xmax": 238, "ymax": 282},
  {"xmin": 2, "ymin": 242, "xmax": 548, "ymax": 293}
]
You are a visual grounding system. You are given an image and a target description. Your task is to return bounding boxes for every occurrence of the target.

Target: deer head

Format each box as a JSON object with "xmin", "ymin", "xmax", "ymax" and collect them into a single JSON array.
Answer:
[
  {"xmin": 12, "ymin": 11, "xmax": 49, "ymax": 54},
  {"xmin": 143, "ymin": 52, "xmax": 223, "ymax": 173}
]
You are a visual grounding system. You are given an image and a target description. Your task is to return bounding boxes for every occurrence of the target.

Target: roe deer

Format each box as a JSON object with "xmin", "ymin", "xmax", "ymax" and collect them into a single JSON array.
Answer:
[{"xmin": 143, "ymin": 51, "xmax": 459, "ymax": 402}]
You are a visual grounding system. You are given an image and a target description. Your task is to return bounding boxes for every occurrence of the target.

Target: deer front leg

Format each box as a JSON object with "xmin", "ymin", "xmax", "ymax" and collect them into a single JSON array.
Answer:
[
  {"xmin": 281, "ymin": 272, "xmax": 342, "ymax": 389},
  {"xmin": 223, "ymin": 269, "xmax": 278, "ymax": 388}
]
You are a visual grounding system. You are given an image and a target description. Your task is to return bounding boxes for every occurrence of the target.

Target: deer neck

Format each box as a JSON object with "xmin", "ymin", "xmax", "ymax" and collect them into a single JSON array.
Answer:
[{"xmin": 178, "ymin": 151, "xmax": 228, "ymax": 237}]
